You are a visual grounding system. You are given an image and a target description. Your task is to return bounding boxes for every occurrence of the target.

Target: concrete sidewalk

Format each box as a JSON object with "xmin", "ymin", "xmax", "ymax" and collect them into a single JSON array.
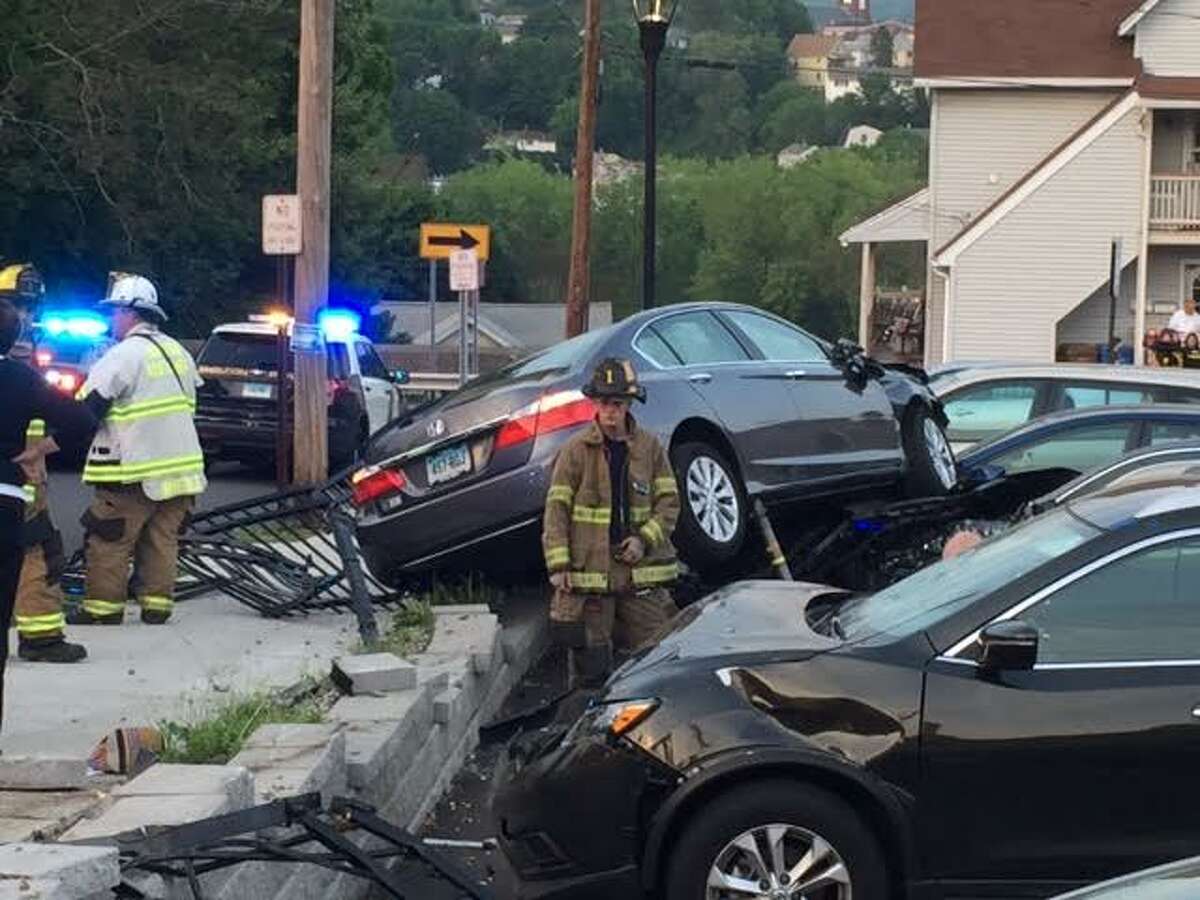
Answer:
[{"xmin": 3, "ymin": 594, "xmax": 358, "ymax": 758}]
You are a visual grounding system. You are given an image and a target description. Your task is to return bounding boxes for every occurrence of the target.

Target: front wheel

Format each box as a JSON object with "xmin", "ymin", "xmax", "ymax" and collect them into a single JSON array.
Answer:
[
  {"xmin": 664, "ymin": 780, "xmax": 888, "ymax": 900},
  {"xmin": 902, "ymin": 405, "xmax": 956, "ymax": 497},
  {"xmin": 670, "ymin": 442, "xmax": 748, "ymax": 571}
]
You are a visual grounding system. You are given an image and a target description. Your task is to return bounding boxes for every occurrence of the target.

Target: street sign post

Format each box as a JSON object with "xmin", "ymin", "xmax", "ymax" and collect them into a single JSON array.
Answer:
[
  {"xmin": 420, "ymin": 224, "xmax": 491, "ymax": 261},
  {"xmin": 449, "ymin": 249, "xmax": 480, "ymax": 292},
  {"xmin": 263, "ymin": 195, "xmax": 303, "ymax": 256},
  {"xmin": 422, "ymin": 223, "xmax": 490, "ymax": 387}
]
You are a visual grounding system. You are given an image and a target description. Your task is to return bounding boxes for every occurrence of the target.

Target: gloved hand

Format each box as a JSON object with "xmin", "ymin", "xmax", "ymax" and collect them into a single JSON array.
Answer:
[
  {"xmin": 618, "ymin": 536, "xmax": 645, "ymax": 565},
  {"xmin": 549, "ymin": 571, "xmax": 570, "ymax": 590},
  {"xmin": 11, "ymin": 436, "xmax": 59, "ymax": 483}
]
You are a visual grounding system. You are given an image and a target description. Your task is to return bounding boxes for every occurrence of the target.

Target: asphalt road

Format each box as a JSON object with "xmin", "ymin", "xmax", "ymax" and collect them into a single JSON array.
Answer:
[{"xmin": 47, "ymin": 461, "xmax": 275, "ymax": 554}]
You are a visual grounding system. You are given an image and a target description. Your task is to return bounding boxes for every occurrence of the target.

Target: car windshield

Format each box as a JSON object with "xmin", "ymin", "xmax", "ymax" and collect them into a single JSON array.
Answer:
[
  {"xmin": 504, "ymin": 327, "xmax": 611, "ymax": 378},
  {"xmin": 198, "ymin": 333, "xmax": 346, "ymax": 378},
  {"xmin": 833, "ymin": 509, "xmax": 1100, "ymax": 642}
]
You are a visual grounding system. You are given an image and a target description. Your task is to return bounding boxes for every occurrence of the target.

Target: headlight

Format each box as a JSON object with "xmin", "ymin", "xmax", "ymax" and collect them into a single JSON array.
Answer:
[{"xmin": 569, "ymin": 699, "xmax": 659, "ymax": 742}]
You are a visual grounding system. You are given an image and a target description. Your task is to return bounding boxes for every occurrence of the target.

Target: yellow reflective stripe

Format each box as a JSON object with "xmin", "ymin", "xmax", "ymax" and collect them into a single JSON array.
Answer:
[
  {"xmin": 568, "ymin": 571, "xmax": 608, "ymax": 590},
  {"xmin": 630, "ymin": 505, "xmax": 651, "ymax": 525},
  {"xmin": 545, "ymin": 546, "xmax": 570, "ymax": 568},
  {"xmin": 84, "ymin": 599, "xmax": 126, "ymax": 616},
  {"xmin": 632, "ymin": 563, "xmax": 678, "ymax": 586},
  {"xmin": 16, "ymin": 613, "xmax": 66, "ymax": 635},
  {"xmin": 140, "ymin": 595, "xmax": 174, "ymax": 611},
  {"xmin": 84, "ymin": 454, "xmax": 205, "ymax": 483},
  {"xmin": 546, "ymin": 485, "xmax": 574, "ymax": 506},
  {"xmin": 654, "ymin": 476, "xmax": 678, "ymax": 495},
  {"xmin": 640, "ymin": 519, "xmax": 665, "ymax": 548},
  {"xmin": 157, "ymin": 474, "xmax": 206, "ymax": 499},
  {"xmin": 25, "ymin": 419, "xmax": 46, "ymax": 440},
  {"xmin": 108, "ymin": 396, "xmax": 196, "ymax": 422},
  {"xmin": 572, "ymin": 506, "xmax": 612, "ymax": 526},
  {"xmin": 22, "ymin": 484, "xmax": 37, "ymax": 503}
]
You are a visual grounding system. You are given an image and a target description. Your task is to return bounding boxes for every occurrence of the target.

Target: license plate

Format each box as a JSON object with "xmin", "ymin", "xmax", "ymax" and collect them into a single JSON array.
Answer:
[
  {"xmin": 426, "ymin": 442, "xmax": 471, "ymax": 485},
  {"xmin": 243, "ymin": 383, "xmax": 273, "ymax": 400}
]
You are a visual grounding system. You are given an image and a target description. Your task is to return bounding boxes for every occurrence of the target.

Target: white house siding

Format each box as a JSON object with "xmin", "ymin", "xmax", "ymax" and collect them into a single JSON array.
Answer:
[
  {"xmin": 925, "ymin": 88, "xmax": 1123, "ymax": 364},
  {"xmin": 1135, "ymin": 0, "xmax": 1200, "ymax": 76},
  {"xmin": 949, "ymin": 107, "xmax": 1145, "ymax": 362},
  {"xmin": 1056, "ymin": 262, "xmax": 1138, "ymax": 346},
  {"xmin": 1149, "ymin": 245, "xmax": 1200, "ymax": 312}
]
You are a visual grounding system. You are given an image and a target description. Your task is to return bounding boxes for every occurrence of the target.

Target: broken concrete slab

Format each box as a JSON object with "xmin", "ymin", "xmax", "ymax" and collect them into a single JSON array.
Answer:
[
  {"xmin": 0, "ymin": 843, "xmax": 119, "ymax": 895},
  {"xmin": 0, "ymin": 758, "xmax": 112, "ymax": 792},
  {"xmin": 331, "ymin": 653, "xmax": 417, "ymax": 695},
  {"xmin": 240, "ymin": 723, "xmax": 343, "ymax": 750},
  {"xmin": 114, "ymin": 764, "xmax": 253, "ymax": 810},
  {"xmin": 231, "ymin": 731, "xmax": 346, "ymax": 804},
  {"xmin": 61, "ymin": 793, "xmax": 237, "ymax": 842}
]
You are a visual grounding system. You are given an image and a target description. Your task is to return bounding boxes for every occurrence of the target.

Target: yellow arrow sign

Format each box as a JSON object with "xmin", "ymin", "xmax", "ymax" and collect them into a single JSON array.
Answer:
[{"xmin": 420, "ymin": 223, "xmax": 491, "ymax": 261}]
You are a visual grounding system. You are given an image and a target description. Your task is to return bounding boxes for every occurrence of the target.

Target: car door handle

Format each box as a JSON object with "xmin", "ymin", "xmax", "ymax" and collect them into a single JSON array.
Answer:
[
  {"xmin": 785, "ymin": 370, "xmax": 807, "ymax": 380},
  {"xmin": 689, "ymin": 373, "xmax": 713, "ymax": 384}
]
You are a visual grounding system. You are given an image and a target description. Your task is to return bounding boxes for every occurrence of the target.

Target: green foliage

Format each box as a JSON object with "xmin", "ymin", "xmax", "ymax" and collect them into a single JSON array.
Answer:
[
  {"xmin": 160, "ymin": 689, "xmax": 326, "ymax": 765},
  {"xmin": 363, "ymin": 599, "xmax": 436, "ymax": 658},
  {"xmin": 870, "ymin": 27, "xmax": 895, "ymax": 69}
]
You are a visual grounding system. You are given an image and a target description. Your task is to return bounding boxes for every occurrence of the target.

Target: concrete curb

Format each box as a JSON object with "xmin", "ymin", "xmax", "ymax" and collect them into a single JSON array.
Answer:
[{"xmin": 18, "ymin": 598, "xmax": 548, "ymax": 899}]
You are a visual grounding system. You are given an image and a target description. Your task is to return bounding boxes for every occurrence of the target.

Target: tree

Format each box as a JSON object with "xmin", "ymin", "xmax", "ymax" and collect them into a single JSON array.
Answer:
[
  {"xmin": 392, "ymin": 89, "xmax": 484, "ymax": 173},
  {"xmin": 756, "ymin": 83, "xmax": 827, "ymax": 153},
  {"xmin": 870, "ymin": 27, "xmax": 895, "ymax": 69}
]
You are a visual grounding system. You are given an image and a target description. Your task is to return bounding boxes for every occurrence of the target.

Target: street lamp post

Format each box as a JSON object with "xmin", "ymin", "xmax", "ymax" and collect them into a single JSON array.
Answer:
[{"xmin": 633, "ymin": 0, "xmax": 677, "ymax": 311}]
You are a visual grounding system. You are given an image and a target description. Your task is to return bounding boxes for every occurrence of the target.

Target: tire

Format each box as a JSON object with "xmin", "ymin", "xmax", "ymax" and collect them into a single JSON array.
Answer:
[
  {"xmin": 671, "ymin": 442, "xmax": 748, "ymax": 570},
  {"xmin": 664, "ymin": 780, "xmax": 888, "ymax": 900},
  {"xmin": 901, "ymin": 405, "xmax": 956, "ymax": 498}
]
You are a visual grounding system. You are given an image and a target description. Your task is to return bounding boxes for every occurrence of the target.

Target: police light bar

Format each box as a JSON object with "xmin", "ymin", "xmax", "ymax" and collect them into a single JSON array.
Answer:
[
  {"xmin": 39, "ymin": 312, "xmax": 109, "ymax": 339},
  {"xmin": 318, "ymin": 310, "xmax": 360, "ymax": 342}
]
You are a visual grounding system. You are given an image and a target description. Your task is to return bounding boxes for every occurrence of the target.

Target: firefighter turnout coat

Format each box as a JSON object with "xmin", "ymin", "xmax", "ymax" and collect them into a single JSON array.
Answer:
[
  {"xmin": 79, "ymin": 323, "xmax": 206, "ymax": 500},
  {"xmin": 542, "ymin": 417, "xmax": 680, "ymax": 593}
]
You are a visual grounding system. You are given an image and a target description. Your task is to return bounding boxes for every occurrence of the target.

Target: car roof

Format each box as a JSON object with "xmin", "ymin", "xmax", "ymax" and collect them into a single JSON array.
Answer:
[
  {"xmin": 1048, "ymin": 441, "xmax": 1200, "ymax": 503},
  {"xmin": 932, "ymin": 363, "xmax": 1200, "ymax": 393},
  {"xmin": 1069, "ymin": 483, "xmax": 1200, "ymax": 530}
]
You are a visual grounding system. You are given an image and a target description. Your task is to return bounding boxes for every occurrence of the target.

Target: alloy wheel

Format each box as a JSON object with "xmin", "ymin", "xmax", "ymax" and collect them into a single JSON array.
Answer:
[
  {"xmin": 686, "ymin": 455, "xmax": 740, "ymax": 544},
  {"xmin": 707, "ymin": 823, "xmax": 852, "ymax": 899},
  {"xmin": 923, "ymin": 418, "xmax": 957, "ymax": 490}
]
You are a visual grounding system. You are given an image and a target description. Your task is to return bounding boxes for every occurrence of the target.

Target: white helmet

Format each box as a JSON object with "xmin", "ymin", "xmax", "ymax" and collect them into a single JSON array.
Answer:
[{"xmin": 101, "ymin": 273, "xmax": 168, "ymax": 322}]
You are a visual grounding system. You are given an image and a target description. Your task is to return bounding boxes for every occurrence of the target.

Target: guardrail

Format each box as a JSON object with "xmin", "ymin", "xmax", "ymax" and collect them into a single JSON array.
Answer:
[{"xmin": 1151, "ymin": 174, "xmax": 1200, "ymax": 228}]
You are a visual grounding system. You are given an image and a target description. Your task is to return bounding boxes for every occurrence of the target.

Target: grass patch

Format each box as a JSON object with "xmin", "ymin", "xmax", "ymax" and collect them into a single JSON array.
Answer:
[
  {"xmin": 160, "ymin": 685, "xmax": 328, "ymax": 765},
  {"xmin": 361, "ymin": 599, "xmax": 435, "ymax": 659},
  {"xmin": 424, "ymin": 573, "xmax": 503, "ymax": 609}
]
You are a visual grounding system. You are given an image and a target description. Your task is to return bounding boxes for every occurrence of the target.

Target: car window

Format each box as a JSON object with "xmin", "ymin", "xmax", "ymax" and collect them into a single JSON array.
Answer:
[
  {"xmin": 505, "ymin": 327, "xmax": 611, "ymax": 378},
  {"xmin": 1023, "ymin": 540, "xmax": 1200, "ymax": 664},
  {"xmin": 836, "ymin": 508, "xmax": 1099, "ymax": 643},
  {"xmin": 634, "ymin": 326, "xmax": 683, "ymax": 368},
  {"xmin": 1150, "ymin": 421, "xmax": 1200, "ymax": 445},
  {"xmin": 1062, "ymin": 384, "xmax": 1152, "ymax": 410},
  {"xmin": 355, "ymin": 341, "xmax": 390, "ymax": 380},
  {"xmin": 200, "ymin": 332, "xmax": 346, "ymax": 379},
  {"xmin": 651, "ymin": 312, "xmax": 750, "ymax": 365},
  {"xmin": 943, "ymin": 381, "xmax": 1039, "ymax": 443},
  {"xmin": 1165, "ymin": 387, "xmax": 1200, "ymax": 405},
  {"xmin": 989, "ymin": 423, "xmax": 1134, "ymax": 475},
  {"xmin": 722, "ymin": 311, "xmax": 826, "ymax": 362},
  {"xmin": 327, "ymin": 343, "xmax": 350, "ymax": 380}
]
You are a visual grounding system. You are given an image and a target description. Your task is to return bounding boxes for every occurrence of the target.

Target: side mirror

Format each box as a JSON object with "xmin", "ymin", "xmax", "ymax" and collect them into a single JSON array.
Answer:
[
  {"xmin": 978, "ymin": 620, "xmax": 1039, "ymax": 673},
  {"xmin": 391, "ymin": 369, "xmax": 410, "ymax": 385}
]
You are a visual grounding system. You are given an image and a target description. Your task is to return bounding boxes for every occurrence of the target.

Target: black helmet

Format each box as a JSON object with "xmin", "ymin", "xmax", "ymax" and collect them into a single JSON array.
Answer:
[
  {"xmin": 582, "ymin": 357, "xmax": 646, "ymax": 403},
  {"xmin": 0, "ymin": 263, "xmax": 44, "ymax": 309}
]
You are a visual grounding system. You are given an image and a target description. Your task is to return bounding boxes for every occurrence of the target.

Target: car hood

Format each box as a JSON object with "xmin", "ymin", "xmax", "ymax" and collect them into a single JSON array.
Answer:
[{"xmin": 616, "ymin": 580, "xmax": 847, "ymax": 680}]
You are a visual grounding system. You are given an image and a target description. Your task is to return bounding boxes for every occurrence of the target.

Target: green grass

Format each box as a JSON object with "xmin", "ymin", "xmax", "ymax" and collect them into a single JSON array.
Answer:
[
  {"xmin": 160, "ymin": 688, "xmax": 327, "ymax": 765},
  {"xmin": 361, "ymin": 599, "xmax": 436, "ymax": 659}
]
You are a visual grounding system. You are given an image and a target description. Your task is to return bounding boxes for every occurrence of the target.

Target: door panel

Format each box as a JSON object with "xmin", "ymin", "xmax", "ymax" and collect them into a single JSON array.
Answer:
[{"xmin": 354, "ymin": 340, "xmax": 394, "ymax": 432}]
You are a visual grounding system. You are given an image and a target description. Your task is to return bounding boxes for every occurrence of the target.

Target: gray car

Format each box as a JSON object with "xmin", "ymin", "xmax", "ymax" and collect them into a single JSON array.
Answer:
[
  {"xmin": 1053, "ymin": 856, "xmax": 1200, "ymax": 898},
  {"xmin": 351, "ymin": 302, "xmax": 954, "ymax": 583}
]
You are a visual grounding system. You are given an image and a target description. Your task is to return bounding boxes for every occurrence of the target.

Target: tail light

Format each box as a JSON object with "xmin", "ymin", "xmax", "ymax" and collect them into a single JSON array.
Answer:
[
  {"xmin": 495, "ymin": 390, "xmax": 595, "ymax": 451},
  {"xmin": 351, "ymin": 465, "xmax": 407, "ymax": 507},
  {"xmin": 35, "ymin": 351, "xmax": 53, "ymax": 368},
  {"xmin": 45, "ymin": 368, "xmax": 81, "ymax": 395}
]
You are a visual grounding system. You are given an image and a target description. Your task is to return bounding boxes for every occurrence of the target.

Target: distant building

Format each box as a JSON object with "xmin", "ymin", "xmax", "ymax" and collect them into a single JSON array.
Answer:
[
  {"xmin": 843, "ymin": 124, "xmax": 884, "ymax": 148},
  {"xmin": 484, "ymin": 132, "xmax": 558, "ymax": 156},
  {"xmin": 492, "ymin": 13, "xmax": 526, "ymax": 44},
  {"xmin": 787, "ymin": 34, "xmax": 840, "ymax": 89},
  {"xmin": 590, "ymin": 152, "xmax": 642, "ymax": 188},
  {"xmin": 777, "ymin": 143, "xmax": 820, "ymax": 168}
]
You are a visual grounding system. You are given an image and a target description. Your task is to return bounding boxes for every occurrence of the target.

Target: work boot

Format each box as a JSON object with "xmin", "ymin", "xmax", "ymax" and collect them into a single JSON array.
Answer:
[
  {"xmin": 140, "ymin": 609, "xmax": 171, "ymax": 626},
  {"xmin": 18, "ymin": 638, "xmax": 88, "ymax": 664},
  {"xmin": 66, "ymin": 607, "xmax": 123, "ymax": 626}
]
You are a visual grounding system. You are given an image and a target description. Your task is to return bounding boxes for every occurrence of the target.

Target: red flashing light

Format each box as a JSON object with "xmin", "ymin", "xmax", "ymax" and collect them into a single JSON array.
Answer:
[
  {"xmin": 495, "ymin": 391, "xmax": 594, "ymax": 451},
  {"xmin": 35, "ymin": 351, "xmax": 53, "ymax": 368},
  {"xmin": 351, "ymin": 465, "xmax": 407, "ymax": 507}
]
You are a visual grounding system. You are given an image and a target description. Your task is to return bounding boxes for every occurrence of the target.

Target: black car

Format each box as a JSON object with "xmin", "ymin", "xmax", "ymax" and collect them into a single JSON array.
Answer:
[
  {"xmin": 352, "ymin": 302, "xmax": 954, "ymax": 582},
  {"xmin": 497, "ymin": 484, "xmax": 1200, "ymax": 899}
]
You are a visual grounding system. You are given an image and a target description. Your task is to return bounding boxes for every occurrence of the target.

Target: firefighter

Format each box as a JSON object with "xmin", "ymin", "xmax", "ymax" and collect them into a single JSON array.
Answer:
[
  {"xmin": 541, "ymin": 358, "xmax": 680, "ymax": 687},
  {"xmin": 0, "ymin": 265, "xmax": 88, "ymax": 662},
  {"xmin": 70, "ymin": 274, "xmax": 206, "ymax": 627}
]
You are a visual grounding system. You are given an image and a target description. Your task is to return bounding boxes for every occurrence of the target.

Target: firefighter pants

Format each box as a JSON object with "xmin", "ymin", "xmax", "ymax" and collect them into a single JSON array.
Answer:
[
  {"xmin": 16, "ymin": 486, "xmax": 66, "ymax": 644},
  {"xmin": 556, "ymin": 566, "xmax": 677, "ymax": 688},
  {"xmin": 83, "ymin": 486, "xmax": 192, "ymax": 621}
]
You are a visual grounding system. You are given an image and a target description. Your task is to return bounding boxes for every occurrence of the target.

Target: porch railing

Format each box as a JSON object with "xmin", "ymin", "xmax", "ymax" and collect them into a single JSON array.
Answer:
[{"xmin": 1151, "ymin": 175, "xmax": 1200, "ymax": 228}]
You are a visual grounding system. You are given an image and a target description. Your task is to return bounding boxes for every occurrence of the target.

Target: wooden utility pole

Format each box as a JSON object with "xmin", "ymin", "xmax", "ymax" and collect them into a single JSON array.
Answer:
[
  {"xmin": 564, "ymin": 0, "xmax": 603, "ymax": 338},
  {"xmin": 293, "ymin": 0, "xmax": 334, "ymax": 483}
]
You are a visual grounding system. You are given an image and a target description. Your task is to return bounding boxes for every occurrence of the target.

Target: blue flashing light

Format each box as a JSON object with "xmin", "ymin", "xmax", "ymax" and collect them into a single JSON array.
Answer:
[
  {"xmin": 39, "ymin": 312, "xmax": 109, "ymax": 340},
  {"xmin": 852, "ymin": 518, "xmax": 886, "ymax": 535},
  {"xmin": 318, "ymin": 309, "xmax": 361, "ymax": 342}
]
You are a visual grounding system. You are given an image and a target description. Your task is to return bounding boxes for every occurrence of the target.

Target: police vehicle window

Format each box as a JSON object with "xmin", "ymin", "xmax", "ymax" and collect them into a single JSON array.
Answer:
[
  {"xmin": 1063, "ymin": 384, "xmax": 1152, "ymax": 409},
  {"xmin": 722, "ymin": 311, "xmax": 826, "ymax": 362},
  {"xmin": 201, "ymin": 333, "xmax": 348, "ymax": 380},
  {"xmin": 651, "ymin": 312, "xmax": 750, "ymax": 365},
  {"xmin": 327, "ymin": 343, "xmax": 350, "ymax": 380},
  {"xmin": 634, "ymin": 327, "xmax": 683, "ymax": 367},
  {"xmin": 356, "ymin": 342, "xmax": 389, "ymax": 380},
  {"xmin": 1023, "ymin": 541, "xmax": 1200, "ymax": 664},
  {"xmin": 989, "ymin": 423, "xmax": 1134, "ymax": 476},
  {"xmin": 1150, "ymin": 421, "xmax": 1200, "ymax": 445},
  {"xmin": 942, "ymin": 381, "xmax": 1038, "ymax": 443}
]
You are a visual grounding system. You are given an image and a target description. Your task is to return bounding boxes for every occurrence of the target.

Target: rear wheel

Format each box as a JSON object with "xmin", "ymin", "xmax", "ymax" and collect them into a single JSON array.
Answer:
[
  {"xmin": 901, "ymin": 405, "xmax": 956, "ymax": 498},
  {"xmin": 664, "ymin": 781, "xmax": 888, "ymax": 900},
  {"xmin": 671, "ymin": 442, "xmax": 747, "ymax": 570}
]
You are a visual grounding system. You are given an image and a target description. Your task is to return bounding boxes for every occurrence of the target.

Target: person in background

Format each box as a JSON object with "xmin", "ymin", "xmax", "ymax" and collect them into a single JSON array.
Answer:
[
  {"xmin": 0, "ymin": 299, "xmax": 96, "ymax": 726},
  {"xmin": 1168, "ymin": 284, "xmax": 1200, "ymax": 337}
]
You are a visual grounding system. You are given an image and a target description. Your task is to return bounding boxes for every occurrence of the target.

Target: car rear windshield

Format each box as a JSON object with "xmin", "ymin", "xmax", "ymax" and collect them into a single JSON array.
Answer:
[
  {"xmin": 834, "ymin": 509, "xmax": 1100, "ymax": 643},
  {"xmin": 504, "ymin": 327, "xmax": 611, "ymax": 378},
  {"xmin": 198, "ymin": 333, "xmax": 348, "ymax": 378}
]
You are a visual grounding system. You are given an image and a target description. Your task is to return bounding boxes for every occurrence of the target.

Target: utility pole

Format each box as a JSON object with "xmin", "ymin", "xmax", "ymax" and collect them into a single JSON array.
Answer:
[
  {"xmin": 564, "ymin": 0, "xmax": 603, "ymax": 339},
  {"xmin": 293, "ymin": 0, "xmax": 334, "ymax": 483}
]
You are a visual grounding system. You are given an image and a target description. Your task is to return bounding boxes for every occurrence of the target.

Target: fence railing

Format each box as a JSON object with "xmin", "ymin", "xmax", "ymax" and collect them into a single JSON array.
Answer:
[{"xmin": 1151, "ymin": 175, "xmax": 1200, "ymax": 228}]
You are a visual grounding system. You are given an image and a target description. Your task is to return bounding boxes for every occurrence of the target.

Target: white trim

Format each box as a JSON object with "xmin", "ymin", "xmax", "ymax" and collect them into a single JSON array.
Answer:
[
  {"xmin": 935, "ymin": 656, "xmax": 1200, "ymax": 671},
  {"xmin": 0, "ymin": 485, "xmax": 26, "ymax": 503},
  {"xmin": 934, "ymin": 92, "xmax": 1142, "ymax": 268},
  {"xmin": 915, "ymin": 77, "xmax": 1135, "ymax": 90},
  {"xmin": 1120, "ymin": 0, "xmax": 1162, "ymax": 36},
  {"xmin": 945, "ymin": 527, "xmax": 1200, "ymax": 659},
  {"xmin": 1143, "ymin": 99, "xmax": 1200, "ymax": 110},
  {"xmin": 1137, "ymin": 107, "xmax": 1154, "ymax": 365}
]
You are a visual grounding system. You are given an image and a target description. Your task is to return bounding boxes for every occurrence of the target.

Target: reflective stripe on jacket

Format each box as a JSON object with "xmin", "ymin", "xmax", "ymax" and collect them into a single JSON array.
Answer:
[
  {"xmin": 542, "ymin": 416, "xmax": 680, "ymax": 594},
  {"xmin": 79, "ymin": 324, "xmax": 207, "ymax": 501}
]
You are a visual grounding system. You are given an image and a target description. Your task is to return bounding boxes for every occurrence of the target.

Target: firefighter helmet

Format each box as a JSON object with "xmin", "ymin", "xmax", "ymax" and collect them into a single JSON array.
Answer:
[
  {"xmin": 582, "ymin": 357, "xmax": 646, "ymax": 403},
  {"xmin": 101, "ymin": 272, "xmax": 168, "ymax": 322},
  {"xmin": 0, "ymin": 263, "xmax": 44, "ymax": 308}
]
